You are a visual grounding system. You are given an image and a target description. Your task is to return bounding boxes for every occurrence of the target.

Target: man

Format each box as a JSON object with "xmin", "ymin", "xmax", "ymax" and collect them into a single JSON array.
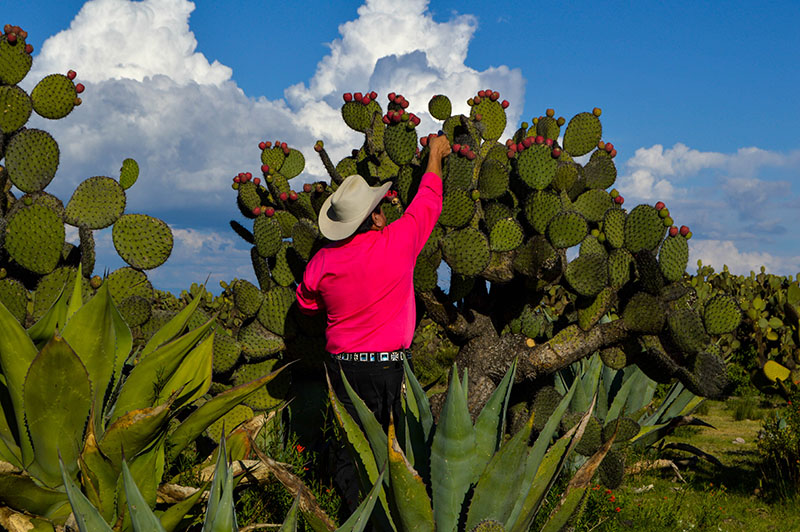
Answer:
[{"xmin": 295, "ymin": 132, "xmax": 450, "ymax": 514}]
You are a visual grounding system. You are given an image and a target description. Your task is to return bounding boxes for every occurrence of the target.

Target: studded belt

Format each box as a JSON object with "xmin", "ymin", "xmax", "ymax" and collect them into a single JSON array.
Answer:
[{"xmin": 330, "ymin": 349, "xmax": 411, "ymax": 362}]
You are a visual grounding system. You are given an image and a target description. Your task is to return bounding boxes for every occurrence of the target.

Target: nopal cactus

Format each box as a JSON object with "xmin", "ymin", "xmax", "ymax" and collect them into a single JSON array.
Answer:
[
  {"xmin": 0, "ymin": 24, "xmax": 172, "ymax": 329},
  {"xmin": 227, "ymin": 88, "xmax": 739, "ymax": 416}
]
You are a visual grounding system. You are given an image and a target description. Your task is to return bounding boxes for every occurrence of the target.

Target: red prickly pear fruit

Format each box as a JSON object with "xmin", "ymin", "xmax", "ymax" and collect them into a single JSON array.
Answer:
[
  {"xmin": 552, "ymin": 148, "xmax": 562, "ymax": 158},
  {"xmin": 467, "ymin": 151, "xmax": 476, "ymax": 160},
  {"xmin": 484, "ymin": 88, "xmax": 492, "ymax": 95},
  {"xmin": 382, "ymin": 115, "xmax": 391, "ymax": 125},
  {"xmin": 593, "ymin": 107, "xmax": 602, "ymax": 117},
  {"xmin": 393, "ymin": 112, "xmax": 402, "ymax": 123},
  {"xmin": 288, "ymin": 191, "xmax": 298, "ymax": 201},
  {"xmin": 74, "ymin": 97, "xmax": 82, "ymax": 106},
  {"xmin": 316, "ymin": 183, "xmax": 325, "ymax": 193},
  {"xmin": 245, "ymin": 172, "xmax": 252, "ymax": 179},
  {"xmin": 491, "ymin": 91, "xmax": 500, "ymax": 101},
  {"xmin": 604, "ymin": 142, "xmax": 614, "ymax": 153},
  {"xmin": 24, "ymin": 43, "xmax": 33, "ymax": 54},
  {"xmin": 75, "ymin": 83, "xmax": 85, "ymax": 93},
  {"xmin": 523, "ymin": 137, "xmax": 533, "ymax": 148},
  {"xmin": 6, "ymin": 33, "xmax": 16, "ymax": 44},
  {"xmin": 279, "ymin": 192, "xmax": 288, "ymax": 201},
  {"xmin": 598, "ymin": 140, "xmax": 605, "ymax": 150},
  {"xmin": 370, "ymin": 91, "xmax": 377, "ymax": 100},
  {"xmin": 509, "ymin": 143, "xmax": 517, "ymax": 153},
  {"xmin": 420, "ymin": 136, "xmax": 429, "ymax": 147},
  {"xmin": 412, "ymin": 115, "xmax": 421, "ymax": 126},
  {"xmin": 264, "ymin": 207, "xmax": 275, "ymax": 217},
  {"xmin": 610, "ymin": 149, "xmax": 617, "ymax": 158},
  {"xmin": 655, "ymin": 201, "xmax": 665, "ymax": 211},
  {"xmin": 669, "ymin": 226, "xmax": 679, "ymax": 237},
  {"xmin": 303, "ymin": 183, "xmax": 312, "ymax": 193},
  {"xmin": 19, "ymin": 30, "xmax": 27, "ymax": 39},
  {"xmin": 452, "ymin": 143, "xmax": 461, "ymax": 153},
  {"xmin": 517, "ymin": 142, "xmax": 524, "ymax": 152},
  {"xmin": 400, "ymin": 99, "xmax": 409, "ymax": 109},
  {"xmin": 252, "ymin": 206, "xmax": 261, "ymax": 216},
  {"xmin": 259, "ymin": 141, "xmax": 267, "ymax": 150},
  {"xmin": 283, "ymin": 146, "xmax": 290, "ymax": 155},
  {"xmin": 254, "ymin": 177, "xmax": 261, "ymax": 185},
  {"xmin": 680, "ymin": 225, "xmax": 690, "ymax": 236},
  {"xmin": 314, "ymin": 141, "xmax": 324, "ymax": 152},
  {"xmin": 265, "ymin": 141, "xmax": 272, "ymax": 148},
  {"xmin": 473, "ymin": 95, "xmax": 481, "ymax": 104},
  {"xmin": 281, "ymin": 142, "xmax": 288, "ymax": 150},
  {"xmin": 614, "ymin": 195, "xmax": 624, "ymax": 205},
  {"xmin": 261, "ymin": 164, "xmax": 269, "ymax": 173},
  {"xmin": 507, "ymin": 150, "xmax": 515, "ymax": 159},
  {"xmin": 546, "ymin": 108, "xmax": 555, "ymax": 117},
  {"xmin": 354, "ymin": 92, "xmax": 362, "ymax": 101},
  {"xmin": 362, "ymin": 95, "xmax": 371, "ymax": 105},
  {"xmin": 535, "ymin": 135, "xmax": 544, "ymax": 144},
  {"xmin": 545, "ymin": 138, "xmax": 554, "ymax": 146},
  {"xmin": 343, "ymin": 92, "xmax": 352, "ymax": 102},
  {"xmin": 557, "ymin": 117, "xmax": 566, "ymax": 126},
  {"xmin": 388, "ymin": 92, "xmax": 396, "ymax": 101},
  {"xmin": 67, "ymin": 70, "xmax": 77, "ymax": 80},
  {"xmin": 3, "ymin": 24, "xmax": 10, "ymax": 33},
  {"xmin": 475, "ymin": 114, "xmax": 482, "ymax": 121},
  {"xmin": 233, "ymin": 176, "xmax": 241, "ymax": 183},
  {"xmin": 501, "ymin": 100, "xmax": 509, "ymax": 109},
  {"xmin": 478, "ymin": 90, "xmax": 486, "ymax": 98},
  {"xmin": 459, "ymin": 145, "xmax": 469, "ymax": 156}
]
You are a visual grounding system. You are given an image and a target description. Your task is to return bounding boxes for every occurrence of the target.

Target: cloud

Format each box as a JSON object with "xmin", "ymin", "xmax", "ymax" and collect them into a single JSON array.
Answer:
[
  {"xmin": 689, "ymin": 239, "xmax": 800, "ymax": 277},
  {"xmin": 21, "ymin": 0, "xmax": 525, "ymax": 293}
]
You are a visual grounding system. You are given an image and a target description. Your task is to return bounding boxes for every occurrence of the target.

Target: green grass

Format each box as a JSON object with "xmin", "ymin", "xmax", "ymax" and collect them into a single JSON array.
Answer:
[{"xmin": 569, "ymin": 398, "xmax": 800, "ymax": 531}]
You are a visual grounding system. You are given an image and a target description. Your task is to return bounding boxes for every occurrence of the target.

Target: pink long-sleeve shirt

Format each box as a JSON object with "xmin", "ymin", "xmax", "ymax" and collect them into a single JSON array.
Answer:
[{"xmin": 296, "ymin": 172, "xmax": 443, "ymax": 354}]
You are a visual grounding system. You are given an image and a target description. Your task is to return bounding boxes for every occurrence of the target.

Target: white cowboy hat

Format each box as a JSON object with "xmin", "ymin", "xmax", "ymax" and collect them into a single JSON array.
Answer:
[{"xmin": 318, "ymin": 174, "xmax": 391, "ymax": 241}]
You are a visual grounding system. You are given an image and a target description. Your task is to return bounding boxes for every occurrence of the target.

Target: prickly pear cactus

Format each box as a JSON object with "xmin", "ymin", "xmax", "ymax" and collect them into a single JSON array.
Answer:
[
  {"xmin": 226, "ymin": 88, "xmax": 740, "ymax": 417},
  {"xmin": 0, "ymin": 24, "xmax": 172, "ymax": 327}
]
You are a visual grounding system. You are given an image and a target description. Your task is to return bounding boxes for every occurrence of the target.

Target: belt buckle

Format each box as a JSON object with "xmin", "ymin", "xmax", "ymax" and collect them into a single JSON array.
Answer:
[
  {"xmin": 380, "ymin": 353, "xmax": 389, "ymax": 361},
  {"xmin": 359, "ymin": 353, "xmax": 368, "ymax": 362}
]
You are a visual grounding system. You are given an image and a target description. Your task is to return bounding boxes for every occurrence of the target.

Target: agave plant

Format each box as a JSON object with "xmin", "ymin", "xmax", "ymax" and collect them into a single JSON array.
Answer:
[
  {"xmin": 0, "ymin": 270, "xmax": 283, "ymax": 529},
  {"xmin": 329, "ymin": 359, "xmax": 616, "ymax": 532}
]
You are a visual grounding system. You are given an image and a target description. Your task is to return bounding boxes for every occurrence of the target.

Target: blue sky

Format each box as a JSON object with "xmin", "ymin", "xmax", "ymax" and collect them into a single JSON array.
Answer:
[{"xmin": 5, "ymin": 0, "xmax": 800, "ymax": 294}]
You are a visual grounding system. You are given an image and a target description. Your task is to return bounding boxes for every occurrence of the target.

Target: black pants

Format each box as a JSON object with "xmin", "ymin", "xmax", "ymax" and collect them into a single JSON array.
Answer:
[{"xmin": 325, "ymin": 358, "xmax": 406, "ymax": 518}]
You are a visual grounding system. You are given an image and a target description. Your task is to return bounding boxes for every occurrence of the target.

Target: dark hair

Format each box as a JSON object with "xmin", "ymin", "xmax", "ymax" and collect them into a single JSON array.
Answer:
[{"xmin": 352, "ymin": 204, "xmax": 383, "ymax": 236}]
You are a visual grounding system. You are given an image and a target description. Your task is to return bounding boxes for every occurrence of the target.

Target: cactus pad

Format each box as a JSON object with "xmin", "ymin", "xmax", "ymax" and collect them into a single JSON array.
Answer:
[
  {"xmin": 280, "ymin": 148, "xmax": 305, "ymax": 179},
  {"xmin": 253, "ymin": 216, "xmax": 282, "ymax": 258},
  {"xmin": 4, "ymin": 129, "xmax": 59, "ymax": 193},
  {"xmin": 525, "ymin": 190, "xmax": 561, "ymax": 234},
  {"xmin": 261, "ymin": 145, "xmax": 285, "ymax": 171},
  {"xmin": 0, "ymin": 35, "xmax": 33, "ymax": 85},
  {"xmin": 658, "ymin": 234, "xmax": 689, "ymax": 282},
  {"xmin": 106, "ymin": 266, "xmax": 153, "ymax": 303},
  {"xmin": 112, "ymin": 214, "xmax": 173, "ymax": 270},
  {"xmin": 603, "ymin": 208, "xmax": 625, "ymax": 249},
  {"xmin": 483, "ymin": 201, "xmax": 515, "ymax": 230},
  {"xmin": 477, "ymin": 158, "xmax": 509, "ymax": 200},
  {"xmin": 234, "ymin": 358, "xmax": 289, "ymax": 410},
  {"xmin": 563, "ymin": 112, "xmax": 602, "ymax": 156},
  {"xmin": 469, "ymin": 520, "xmax": 506, "ymax": 532},
  {"xmin": 30, "ymin": 73, "xmax": 77, "ymax": 119},
  {"xmin": 573, "ymin": 189, "xmax": 613, "ymax": 223},
  {"xmin": 600, "ymin": 346, "xmax": 627, "ymax": 370},
  {"xmin": 599, "ymin": 449, "xmax": 625, "ymax": 489},
  {"xmin": 233, "ymin": 279, "xmax": 264, "ymax": 318},
  {"xmin": 0, "ymin": 277, "xmax": 27, "ymax": 323},
  {"xmin": 384, "ymin": 123, "xmax": 417, "ymax": 166},
  {"xmin": 552, "ymin": 162, "xmax": 579, "ymax": 192},
  {"xmin": 442, "ymin": 227, "xmax": 490, "ymax": 276},
  {"xmin": 517, "ymin": 144, "xmax": 557, "ymax": 190},
  {"xmin": 444, "ymin": 152, "xmax": 475, "ymax": 191},
  {"xmin": 5, "ymin": 203, "xmax": 64, "ymax": 275},
  {"xmin": 64, "ymin": 176, "xmax": 126, "ymax": 229},
  {"xmin": 574, "ymin": 415, "xmax": 603, "ymax": 456},
  {"xmin": 238, "ymin": 319, "xmax": 285, "ymax": 361},
  {"xmin": 535, "ymin": 116, "xmax": 560, "ymax": 141},
  {"xmin": 584, "ymin": 154, "xmax": 617, "ymax": 189},
  {"xmin": 607, "ymin": 248, "xmax": 633, "ymax": 288},
  {"xmin": 470, "ymin": 99, "xmax": 506, "ymax": 141},
  {"xmin": 577, "ymin": 286, "xmax": 614, "ymax": 330},
  {"xmin": 547, "ymin": 211, "xmax": 588, "ymax": 249},
  {"xmin": 489, "ymin": 218, "xmax": 524, "ymax": 252},
  {"xmin": 212, "ymin": 328, "xmax": 242, "ymax": 374},
  {"xmin": 206, "ymin": 404, "xmax": 253, "ymax": 442},
  {"xmin": 624, "ymin": 205, "xmax": 665, "ymax": 253},
  {"xmin": 31, "ymin": 267, "xmax": 73, "ymax": 320},
  {"xmin": 257, "ymin": 286, "xmax": 295, "ymax": 336},
  {"xmin": 622, "ymin": 292, "xmax": 665, "ymax": 333},
  {"xmin": 291, "ymin": 219, "xmax": 320, "ymax": 261},
  {"xmin": 703, "ymin": 295, "xmax": 741, "ymax": 335},
  {"xmin": 564, "ymin": 253, "xmax": 608, "ymax": 297},
  {"xmin": 667, "ymin": 307, "xmax": 710, "ymax": 355},
  {"xmin": 118, "ymin": 295, "xmax": 152, "ymax": 328},
  {"xmin": 119, "ymin": 158, "xmax": 139, "ymax": 190},
  {"xmin": 341, "ymin": 101, "xmax": 373, "ymax": 133},
  {"xmin": 428, "ymin": 94, "xmax": 452, "ymax": 120},
  {"xmin": 439, "ymin": 189, "xmax": 475, "ymax": 228},
  {"xmin": 0, "ymin": 85, "xmax": 32, "ymax": 134},
  {"xmin": 413, "ymin": 254, "xmax": 439, "ymax": 291}
]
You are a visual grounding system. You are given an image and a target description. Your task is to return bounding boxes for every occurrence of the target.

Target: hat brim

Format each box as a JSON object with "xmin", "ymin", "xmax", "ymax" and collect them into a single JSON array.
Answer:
[{"xmin": 318, "ymin": 180, "xmax": 392, "ymax": 241}]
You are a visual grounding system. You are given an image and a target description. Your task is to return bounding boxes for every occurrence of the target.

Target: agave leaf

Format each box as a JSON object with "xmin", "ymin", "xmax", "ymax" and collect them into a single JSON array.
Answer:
[
  {"xmin": 158, "ymin": 479, "xmax": 206, "ymax": 532},
  {"xmin": 60, "ymin": 456, "xmax": 114, "ymax": 532},
  {"xmin": 167, "ymin": 365, "xmax": 285, "ymax": 460},
  {"xmin": 337, "ymin": 467, "xmax": 386, "ymax": 532},
  {"xmin": 122, "ymin": 460, "xmax": 167, "ymax": 532},
  {"xmin": 140, "ymin": 288, "xmax": 207, "ymax": 358},
  {"xmin": 505, "ymin": 370, "xmax": 583, "ymax": 530},
  {"xmin": 473, "ymin": 358, "xmax": 517, "ymax": 481},
  {"xmin": 0, "ymin": 300, "xmax": 38, "ymax": 465},
  {"xmin": 203, "ymin": 434, "xmax": 228, "ymax": 530},
  {"xmin": 78, "ymin": 416, "xmax": 118, "ymax": 522},
  {"xmin": 339, "ymin": 368, "xmax": 389, "ymax": 473},
  {"xmin": 606, "ymin": 366, "xmax": 649, "ymax": 422},
  {"xmin": 327, "ymin": 372, "xmax": 395, "ymax": 531},
  {"xmin": 466, "ymin": 410, "xmax": 534, "ymax": 530},
  {"xmin": 154, "ymin": 332, "xmax": 214, "ymax": 410},
  {"xmin": 112, "ymin": 318, "xmax": 214, "ymax": 421},
  {"xmin": 65, "ymin": 263, "xmax": 84, "ymax": 322},
  {"xmin": 0, "ymin": 471, "xmax": 70, "ymax": 520},
  {"xmin": 117, "ymin": 441, "xmax": 166, "ymax": 531},
  {"xmin": 98, "ymin": 401, "xmax": 172, "ymax": 470},
  {"xmin": 0, "ymin": 376, "xmax": 22, "ymax": 467},
  {"xmin": 386, "ymin": 422, "xmax": 434, "ymax": 532},
  {"xmin": 430, "ymin": 364, "xmax": 476, "ymax": 532},
  {"xmin": 61, "ymin": 283, "xmax": 121, "ymax": 436},
  {"xmin": 207, "ymin": 467, "xmax": 237, "ymax": 532},
  {"xmin": 108, "ymin": 290, "xmax": 134, "ymax": 419},
  {"xmin": 280, "ymin": 495, "xmax": 300, "ymax": 532},
  {"xmin": 24, "ymin": 336, "xmax": 92, "ymax": 488},
  {"xmin": 402, "ymin": 358, "xmax": 432, "ymax": 440},
  {"xmin": 539, "ymin": 419, "xmax": 615, "ymax": 532},
  {"xmin": 27, "ymin": 277, "xmax": 69, "ymax": 350}
]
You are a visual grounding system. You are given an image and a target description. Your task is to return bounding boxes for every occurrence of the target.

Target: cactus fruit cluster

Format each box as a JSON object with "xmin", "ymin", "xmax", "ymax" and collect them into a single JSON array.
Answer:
[
  {"xmin": 0, "ymin": 24, "xmax": 173, "ymax": 330},
  {"xmin": 229, "ymin": 88, "xmax": 740, "ymax": 413}
]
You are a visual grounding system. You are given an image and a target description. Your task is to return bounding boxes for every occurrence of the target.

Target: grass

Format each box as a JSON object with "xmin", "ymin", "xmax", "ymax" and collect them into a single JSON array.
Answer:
[{"xmin": 569, "ymin": 398, "xmax": 800, "ymax": 531}]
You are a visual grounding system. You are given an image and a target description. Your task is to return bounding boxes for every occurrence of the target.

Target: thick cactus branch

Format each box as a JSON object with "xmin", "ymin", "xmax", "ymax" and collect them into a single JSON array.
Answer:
[{"xmin": 315, "ymin": 144, "xmax": 343, "ymax": 186}]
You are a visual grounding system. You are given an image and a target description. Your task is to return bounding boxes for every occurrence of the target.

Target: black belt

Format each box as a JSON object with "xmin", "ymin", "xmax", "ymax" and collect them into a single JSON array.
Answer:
[{"xmin": 330, "ymin": 349, "xmax": 411, "ymax": 362}]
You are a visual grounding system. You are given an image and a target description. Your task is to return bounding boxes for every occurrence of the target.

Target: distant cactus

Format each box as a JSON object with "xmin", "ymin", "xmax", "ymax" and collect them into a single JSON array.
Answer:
[
  {"xmin": 224, "ymin": 88, "xmax": 740, "ymax": 414},
  {"xmin": 0, "ymin": 24, "xmax": 172, "ymax": 328}
]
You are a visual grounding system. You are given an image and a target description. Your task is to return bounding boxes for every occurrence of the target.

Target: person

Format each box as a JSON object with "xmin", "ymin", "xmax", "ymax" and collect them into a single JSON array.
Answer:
[{"xmin": 295, "ymin": 132, "xmax": 450, "ymax": 516}]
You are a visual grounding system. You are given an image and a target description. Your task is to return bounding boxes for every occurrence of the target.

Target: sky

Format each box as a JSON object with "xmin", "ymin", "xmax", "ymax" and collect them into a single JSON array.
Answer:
[{"xmin": 4, "ymin": 0, "xmax": 800, "ymax": 294}]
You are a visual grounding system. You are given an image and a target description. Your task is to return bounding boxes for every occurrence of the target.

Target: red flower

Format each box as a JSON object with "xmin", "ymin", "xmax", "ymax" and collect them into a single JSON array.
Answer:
[
  {"xmin": 296, "ymin": 444, "xmax": 306, "ymax": 453},
  {"xmin": 615, "ymin": 507, "xmax": 621, "ymax": 512}
]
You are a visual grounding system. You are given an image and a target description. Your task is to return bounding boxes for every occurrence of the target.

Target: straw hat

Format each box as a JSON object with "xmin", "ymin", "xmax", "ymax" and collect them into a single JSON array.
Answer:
[{"xmin": 318, "ymin": 174, "xmax": 391, "ymax": 241}]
